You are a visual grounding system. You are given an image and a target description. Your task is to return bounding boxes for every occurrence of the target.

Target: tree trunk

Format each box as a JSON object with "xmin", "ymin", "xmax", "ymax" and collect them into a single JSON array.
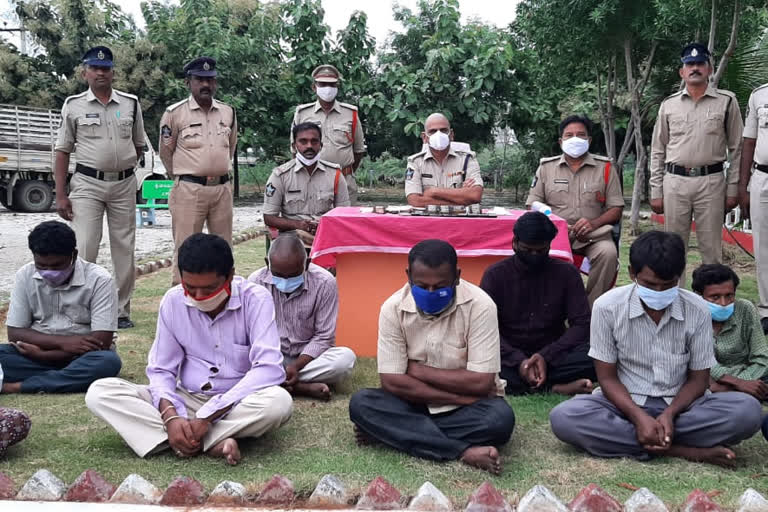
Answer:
[
  {"xmin": 630, "ymin": 150, "xmax": 647, "ymax": 232},
  {"xmin": 707, "ymin": 0, "xmax": 717, "ymax": 54},
  {"xmin": 712, "ymin": 0, "xmax": 740, "ymax": 87}
]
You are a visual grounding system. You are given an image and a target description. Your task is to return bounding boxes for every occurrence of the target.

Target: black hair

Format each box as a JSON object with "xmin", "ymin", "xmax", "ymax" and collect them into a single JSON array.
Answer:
[
  {"xmin": 178, "ymin": 233, "xmax": 234, "ymax": 277},
  {"xmin": 691, "ymin": 263, "xmax": 740, "ymax": 294},
  {"xmin": 629, "ymin": 231, "xmax": 685, "ymax": 281},
  {"xmin": 28, "ymin": 221, "xmax": 76, "ymax": 256},
  {"xmin": 559, "ymin": 115, "xmax": 593, "ymax": 137},
  {"xmin": 513, "ymin": 211, "xmax": 558, "ymax": 243},
  {"xmin": 408, "ymin": 239, "xmax": 457, "ymax": 272},
  {"xmin": 292, "ymin": 122, "xmax": 322, "ymax": 141}
]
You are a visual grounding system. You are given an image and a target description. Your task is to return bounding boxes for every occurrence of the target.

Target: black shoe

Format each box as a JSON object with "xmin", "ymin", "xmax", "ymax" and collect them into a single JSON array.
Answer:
[
  {"xmin": 762, "ymin": 317, "xmax": 768, "ymax": 335},
  {"xmin": 118, "ymin": 317, "xmax": 134, "ymax": 329}
]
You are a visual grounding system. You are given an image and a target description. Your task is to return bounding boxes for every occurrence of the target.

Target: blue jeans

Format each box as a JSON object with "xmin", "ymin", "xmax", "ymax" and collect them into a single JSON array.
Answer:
[{"xmin": 0, "ymin": 344, "xmax": 121, "ymax": 393}]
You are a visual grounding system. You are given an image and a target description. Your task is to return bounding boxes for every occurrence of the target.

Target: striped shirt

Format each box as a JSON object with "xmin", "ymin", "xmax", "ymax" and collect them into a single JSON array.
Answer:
[
  {"xmin": 589, "ymin": 284, "xmax": 716, "ymax": 405},
  {"xmin": 248, "ymin": 263, "xmax": 338, "ymax": 359}
]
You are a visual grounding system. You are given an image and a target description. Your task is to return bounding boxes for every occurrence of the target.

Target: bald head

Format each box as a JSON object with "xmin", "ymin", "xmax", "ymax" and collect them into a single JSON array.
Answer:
[
  {"xmin": 267, "ymin": 234, "xmax": 307, "ymax": 278},
  {"xmin": 422, "ymin": 113, "xmax": 453, "ymax": 147}
]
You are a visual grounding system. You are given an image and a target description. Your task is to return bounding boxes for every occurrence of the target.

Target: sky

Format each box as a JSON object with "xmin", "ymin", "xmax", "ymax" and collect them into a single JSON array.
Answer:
[{"xmin": 1, "ymin": 0, "xmax": 519, "ymax": 50}]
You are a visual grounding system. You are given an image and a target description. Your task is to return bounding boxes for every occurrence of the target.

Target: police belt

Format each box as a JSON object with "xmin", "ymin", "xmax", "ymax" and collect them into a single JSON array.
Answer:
[
  {"xmin": 665, "ymin": 162, "xmax": 723, "ymax": 177},
  {"xmin": 76, "ymin": 163, "xmax": 134, "ymax": 181},
  {"xmin": 753, "ymin": 163, "xmax": 768, "ymax": 174},
  {"xmin": 178, "ymin": 175, "xmax": 230, "ymax": 186}
]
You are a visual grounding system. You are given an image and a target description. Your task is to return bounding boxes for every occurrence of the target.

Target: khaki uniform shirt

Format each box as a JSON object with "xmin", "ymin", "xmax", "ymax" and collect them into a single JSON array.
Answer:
[
  {"xmin": 404, "ymin": 146, "xmax": 483, "ymax": 197},
  {"xmin": 743, "ymin": 84, "xmax": 768, "ymax": 165},
  {"xmin": 159, "ymin": 96, "xmax": 237, "ymax": 177},
  {"xmin": 377, "ymin": 279, "xmax": 505, "ymax": 414},
  {"xmin": 6, "ymin": 259, "xmax": 118, "ymax": 336},
  {"xmin": 650, "ymin": 85, "xmax": 743, "ymax": 199},
  {"xmin": 526, "ymin": 153, "xmax": 624, "ymax": 226},
  {"xmin": 291, "ymin": 100, "xmax": 365, "ymax": 169},
  {"xmin": 56, "ymin": 88, "xmax": 145, "ymax": 172},
  {"xmin": 263, "ymin": 159, "xmax": 350, "ymax": 220}
]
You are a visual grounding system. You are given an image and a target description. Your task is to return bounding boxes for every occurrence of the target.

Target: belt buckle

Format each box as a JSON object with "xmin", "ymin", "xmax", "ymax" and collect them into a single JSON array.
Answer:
[
  {"xmin": 206, "ymin": 176, "xmax": 217, "ymax": 186},
  {"xmin": 102, "ymin": 172, "xmax": 120, "ymax": 182},
  {"xmin": 687, "ymin": 167, "xmax": 700, "ymax": 177}
]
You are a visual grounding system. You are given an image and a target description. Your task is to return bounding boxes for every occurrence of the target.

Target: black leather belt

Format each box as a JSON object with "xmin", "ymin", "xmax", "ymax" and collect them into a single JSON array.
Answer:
[
  {"xmin": 178, "ymin": 175, "xmax": 230, "ymax": 186},
  {"xmin": 665, "ymin": 162, "xmax": 724, "ymax": 177},
  {"xmin": 754, "ymin": 163, "xmax": 768, "ymax": 173},
  {"xmin": 76, "ymin": 163, "xmax": 134, "ymax": 181}
]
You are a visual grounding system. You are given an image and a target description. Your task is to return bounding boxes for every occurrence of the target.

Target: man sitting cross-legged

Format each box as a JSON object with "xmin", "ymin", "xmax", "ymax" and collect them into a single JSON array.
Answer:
[
  {"xmin": 481, "ymin": 211, "xmax": 595, "ymax": 396},
  {"xmin": 349, "ymin": 239, "xmax": 515, "ymax": 475},
  {"xmin": 691, "ymin": 263, "xmax": 768, "ymax": 400},
  {"xmin": 249, "ymin": 234, "xmax": 356, "ymax": 401},
  {"xmin": 2, "ymin": 220, "xmax": 121, "ymax": 394},
  {"xmin": 550, "ymin": 231, "xmax": 762, "ymax": 467},
  {"xmin": 86, "ymin": 233, "xmax": 292, "ymax": 465}
]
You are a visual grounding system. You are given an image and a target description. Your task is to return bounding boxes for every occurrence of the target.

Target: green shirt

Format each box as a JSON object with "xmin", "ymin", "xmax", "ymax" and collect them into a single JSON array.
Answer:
[{"xmin": 711, "ymin": 298, "xmax": 768, "ymax": 381}]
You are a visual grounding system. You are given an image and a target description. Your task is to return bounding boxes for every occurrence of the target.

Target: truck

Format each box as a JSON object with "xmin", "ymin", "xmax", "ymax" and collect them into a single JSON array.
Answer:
[{"xmin": 0, "ymin": 103, "xmax": 167, "ymax": 212}]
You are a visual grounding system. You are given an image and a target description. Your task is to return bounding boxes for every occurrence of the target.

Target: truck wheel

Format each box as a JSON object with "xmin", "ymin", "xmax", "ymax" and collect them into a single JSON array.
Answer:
[{"xmin": 13, "ymin": 181, "xmax": 54, "ymax": 212}]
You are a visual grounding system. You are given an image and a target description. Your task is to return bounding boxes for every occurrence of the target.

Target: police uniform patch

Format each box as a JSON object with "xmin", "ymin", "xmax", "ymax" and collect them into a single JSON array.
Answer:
[
  {"xmin": 265, "ymin": 183, "xmax": 276, "ymax": 197},
  {"xmin": 161, "ymin": 125, "xmax": 172, "ymax": 138},
  {"xmin": 405, "ymin": 168, "xmax": 414, "ymax": 180},
  {"xmin": 531, "ymin": 175, "xmax": 538, "ymax": 188}
]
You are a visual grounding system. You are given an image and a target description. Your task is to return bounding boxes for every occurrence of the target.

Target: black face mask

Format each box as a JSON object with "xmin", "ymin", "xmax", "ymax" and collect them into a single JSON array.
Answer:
[{"xmin": 516, "ymin": 251, "xmax": 550, "ymax": 270}]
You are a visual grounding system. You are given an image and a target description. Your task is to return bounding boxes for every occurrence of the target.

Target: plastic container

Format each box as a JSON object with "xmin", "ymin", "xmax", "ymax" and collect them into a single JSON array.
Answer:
[{"xmin": 531, "ymin": 201, "xmax": 552, "ymax": 216}]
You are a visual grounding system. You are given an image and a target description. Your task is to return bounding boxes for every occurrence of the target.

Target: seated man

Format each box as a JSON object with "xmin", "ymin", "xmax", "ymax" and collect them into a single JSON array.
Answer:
[
  {"xmin": 691, "ymin": 264, "xmax": 768, "ymax": 400},
  {"xmin": 480, "ymin": 212, "xmax": 595, "ymax": 395},
  {"xmin": 526, "ymin": 115, "xmax": 624, "ymax": 306},
  {"xmin": 550, "ymin": 231, "xmax": 762, "ymax": 467},
  {"xmin": 86, "ymin": 233, "xmax": 292, "ymax": 465},
  {"xmin": 349, "ymin": 239, "xmax": 514, "ymax": 474},
  {"xmin": 405, "ymin": 113, "xmax": 483, "ymax": 207},
  {"xmin": 263, "ymin": 122, "xmax": 350, "ymax": 245},
  {"xmin": 2, "ymin": 220, "xmax": 121, "ymax": 393},
  {"xmin": 249, "ymin": 234, "xmax": 356, "ymax": 400}
]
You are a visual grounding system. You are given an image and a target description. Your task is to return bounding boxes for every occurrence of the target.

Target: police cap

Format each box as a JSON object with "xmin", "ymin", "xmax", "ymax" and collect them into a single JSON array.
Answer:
[
  {"xmin": 681, "ymin": 43, "xmax": 711, "ymax": 64},
  {"xmin": 183, "ymin": 57, "xmax": 218, "ymax": 78},
  {"xmin": 82, "ymin": 46, "xmax": 113, "ymax": 68},
  {"xmin": 311, "ymin": 64, "xmax": 341, "ymax": 83}
]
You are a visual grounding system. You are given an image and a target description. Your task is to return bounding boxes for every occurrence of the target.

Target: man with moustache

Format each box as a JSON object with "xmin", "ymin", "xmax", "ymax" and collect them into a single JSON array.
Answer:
[
  {"xmin": 159, "ymin": 57, "xmax": 238, "ymax": 285},
  {"xmin": 263, "ymin": 122, "xmax": 350, "ymax": 245},
  {"xmin": 649, "ymin": 43, "xmax": 743, "ymax": 286}
]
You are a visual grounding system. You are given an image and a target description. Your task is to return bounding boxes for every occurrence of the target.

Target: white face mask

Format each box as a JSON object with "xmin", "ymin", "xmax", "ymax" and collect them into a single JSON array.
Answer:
[
  {"xmin": 316, "ymin": 86, "xmax": 338, "ymax": 102},
  {"xmin": 428, "ymin": 131, "xmax": 450, "ymax": 151},
  {"xmin": 561, "ymin": 136, "xmax": 590, "ymax": 158},
  {"xmin": 296, "ymin": 151, "xmax": 320, "ymax": 167},
  {"xmin": 184, "ymin": 282, "xmax": 230, "ymax": 313}
]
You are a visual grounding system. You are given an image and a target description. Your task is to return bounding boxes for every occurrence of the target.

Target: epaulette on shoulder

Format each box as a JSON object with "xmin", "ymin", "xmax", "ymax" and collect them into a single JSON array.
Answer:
[
  {"xmin": 407, "ymin": 150, "xmax": 428, "ymax": 161},
  {"xmin": 715, "ymin": 88, "xmax": 737, "ymax": 99},
  {"xmin": 114, "ymin": 90, "xmax": 138, "ymax": 101},
  {"xmin": 319, "ymin": 159, "xmax": 341, "ymax": 170},
  {"xmin": 166, "ymin": 98, "xmax": 189, "ymax": 112},
  {"xmin": 338, "ymin": 102, "xmax": 358, "ymax": 111},
  {"xmin": 295, "ymin": 102, "xmax": 315, "ymax": 112},
  {"xmin": 275, "ymin": 160, "xmax": 297, "ymax": 175},
  {"xmin": 752, "ymin": 83, "xmax": 768, "ymax": 94},
  {"xmin": 63, "ymin": 90, "xmax": 88, "ymax": 106},
  {"xmin": 592, "ymin": 154, "xmax": 610, "ymax": 161},
  {"xmin": 539, "ymin": 155, "xmax": 560, "ymax": 164},
  {"xmin": 662, "ymin": 90, "xmax": 684, "ymax": 103}
]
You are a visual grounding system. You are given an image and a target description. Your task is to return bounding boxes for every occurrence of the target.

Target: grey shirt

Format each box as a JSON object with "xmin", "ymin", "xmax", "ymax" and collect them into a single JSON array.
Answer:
[
  {"xmin": 589, "ymin": 284, "xmax": 716, "ymax": 405},
  {"xmin": 6, "ymin": 259, "xmax": 118, "ymax": 336}
]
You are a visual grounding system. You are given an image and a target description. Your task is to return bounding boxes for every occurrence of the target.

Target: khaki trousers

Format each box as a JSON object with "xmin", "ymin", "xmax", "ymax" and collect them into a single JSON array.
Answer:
[
  {"xmin": 345, "ymin": 173, "xmax": 358, "ymax": 205},
  {"xmin": 69, "ymin": 172, "xmax": 136, "ymax": 319},
  {"xmin": 85, "ymin": 377, "xmax": 293, "ymax": 457},
  {"xmin": 169, "ymin": 179, "xmax": 233, "ymax": 284},
  {"xmin": 571, "ymin": 233, "xmax": 618, "ymax": 307},
  {"xmin": 284, "ymin": 346, "xmax": 356, "ymax": 384},
  {"xmin": 751, "ymin": 170, "xmax": 768, "ymax": 318},
  {"xmin": 662, "ymin": 172, "xmax": 725, "ymax": 286}
]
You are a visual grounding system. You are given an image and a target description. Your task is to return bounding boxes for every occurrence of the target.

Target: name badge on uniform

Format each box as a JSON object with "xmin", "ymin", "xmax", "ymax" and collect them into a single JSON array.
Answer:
[
  {"xmin": 554, "ymin": 179, "xmax": 569, "ymax": 184},
  {"xmin": 287, "ymin": 189, "xmax": 301, "ymax": 193},
  {"xmin": 265, "ymin": 183, "xmax": 276, "ymax": 197},
  {"xmin": 422, "ymin": 173, "xmax": 433, "ymax": 178},
  {"xmin": 85, "ymin": 113, "xmax": 99, "ymax": 118}
]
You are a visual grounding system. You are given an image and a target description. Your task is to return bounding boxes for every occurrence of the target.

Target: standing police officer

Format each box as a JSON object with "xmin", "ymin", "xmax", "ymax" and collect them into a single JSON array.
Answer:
[
  {"xmin": 55, "ymin": 46, "xmax": 145, "ymax": 329},
  {"xmin": 650, "ymin": 43, "xmax": 743, "ymax": 285},
  {"xmin": 291, "ymin": 65, "xmax": 365, "ymax": 204},
  {"xmin": 159, "ymin": 57, "xmax": 238, "ymax": 285}
]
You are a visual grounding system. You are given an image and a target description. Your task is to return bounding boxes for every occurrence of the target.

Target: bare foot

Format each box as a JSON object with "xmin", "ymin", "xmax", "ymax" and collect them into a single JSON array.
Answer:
[
  {"xmin": 460, "ymin": 446, "xmax": 502, "ymax": 475},
  {"xmin": 667, "ymin": 445, "xmax": 736, "ymax": 468},
  {"xmin": 1, "ymin": 382, "xmax": 21, "ymax": 394},
  {"xmin": 551, "ymin": 379, "xmax": 594, "ymax": 396},
  {"xmin": 353, "ymin": 424, "xmax": 379, "ymax": 446},
  {"xmin": 293, "ymin": 382, "xmax": 332, "ymax": 401},
  {"xmin": 208, "ymin": 438, "xmax": 241, "ymax": 466}
]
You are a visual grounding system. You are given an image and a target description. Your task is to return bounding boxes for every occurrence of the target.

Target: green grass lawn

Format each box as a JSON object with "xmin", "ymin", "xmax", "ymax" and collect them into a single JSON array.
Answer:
[{"xmin": 1, "ymin": 220, "xmax": 767, "ymax": 508}]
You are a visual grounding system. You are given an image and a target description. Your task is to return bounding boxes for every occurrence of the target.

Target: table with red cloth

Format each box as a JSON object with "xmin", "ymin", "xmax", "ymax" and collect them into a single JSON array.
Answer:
[{"xmin": 310, "ymin": 207, "xmax": 573, "ymax": 357}]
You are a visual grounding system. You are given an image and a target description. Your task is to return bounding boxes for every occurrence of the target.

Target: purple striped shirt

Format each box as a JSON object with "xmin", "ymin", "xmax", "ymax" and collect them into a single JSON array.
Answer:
[{"xmin": 248, "ymin": 264, "xmax": 338, "ymax": 359}]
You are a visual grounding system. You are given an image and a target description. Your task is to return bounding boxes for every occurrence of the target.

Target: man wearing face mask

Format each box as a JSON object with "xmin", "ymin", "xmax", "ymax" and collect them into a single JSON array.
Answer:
[
  {"xmin": 249, "ymin": 234, "xmax": 356, "ymax": 400},
  {"xmin": 650, "ymin": 43, "xmax": 743, "ymax": 286},
  {"xmin": 405, "ymin": 113, "xmax": 484, "ymax": 207},
  {"xmin": 527, "ymin": 115, "xmax": 624, "ymax": 307},
  {"xmin": 87, "ymin": 233, "xmax": 292, "ymax": 466},
  {"xmin": 1, "ymin": 221, "xmax": 121, "ymax": 394},
  {"xmin": 291, "ymin": 65, "xmax": 366, "ymax": 204},
  {"xmin": 159, "ymin": 57, "xmax": 238, "ymax": 286},
  {"xmin": 550, "ymin": 231, "xmax": 762, "ymax": 467},
  {"xmin": 691, "ymin": 264, "xmax": 768, "ymax": 400},
  {"xmin": 264, "ymin": 123, "xmax": 350, "ymax": 246},
  {"xmin": 480, "ymin": 212, "xmax": 595, "ymax": 396},
  {"xmin": 349, "ymin": 239, "xmax": 514, "ymax": 475}
]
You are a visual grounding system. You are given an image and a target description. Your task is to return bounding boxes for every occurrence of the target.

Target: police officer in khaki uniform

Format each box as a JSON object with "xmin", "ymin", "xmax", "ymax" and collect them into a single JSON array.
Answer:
[
  {"xmin": 291, "ymin": 65, "xmax": 365, "ymax": 205},
  {"xmin": 264, "ymin": 122, "xmax": 350, "ymax": 246},
  {"xmin": 650, "ymin": 43, "xmax": 743, "ymax": 285},
  {"xmin": 526, "ymin": 115, "xmax": 624, "ymax": 306},
  {"xmin": 739, "ymin": 83, "xmax": 768, "ymax": 333},
  {"xmin": 159, "ymin": 57, "xmax": 237, "ymax": 285},
  {"xmin": 55, "ymin": 46, "xmax": 145, "ymax": 329},
  {"xmin": 405, "ymin": 113, "xmax": 483, "ymax": 207}
]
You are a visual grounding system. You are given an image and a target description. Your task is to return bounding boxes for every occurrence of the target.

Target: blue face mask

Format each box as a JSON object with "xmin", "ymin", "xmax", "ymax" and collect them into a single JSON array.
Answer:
[
  {"xmin": 411, "ymin": 285, "xmax": 455, "ymax": 315},
  {"xmin": 635, "ymin": 282, "xmax": 679, "ymax": 310},
  {"xmin": 273, "ymin": 274, "xmax": 304, "ymax": 294},
  {"xmin": 708, "ymin": 301, "xmax": 735, "ymax": 322}
]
